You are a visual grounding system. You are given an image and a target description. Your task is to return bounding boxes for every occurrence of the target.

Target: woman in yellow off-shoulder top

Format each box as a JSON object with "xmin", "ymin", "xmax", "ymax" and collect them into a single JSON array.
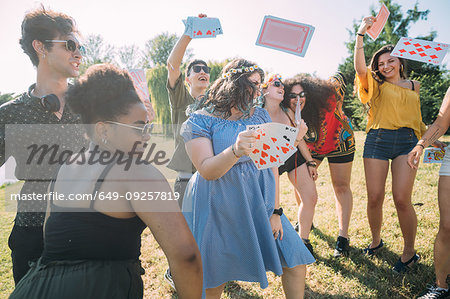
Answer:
[{"xmin": 354, "ymin": 16, "xmax": 427, "ymax": 274}]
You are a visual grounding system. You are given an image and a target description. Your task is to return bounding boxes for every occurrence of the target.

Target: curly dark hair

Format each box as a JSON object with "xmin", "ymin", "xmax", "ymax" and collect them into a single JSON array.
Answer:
[
  {"xmin": 282, "ymin": 76, "xmax": 334, "ymax": 131},
  {"xmin": 66, "ymin": 64, "xmax": 141, "ymax": 137},
  {"xmin": 370, "ymin": 44, "xmax": 408, "ymax": 83},
  {"xmin": 20, "ymin": 5, "xmax": 78, "ymax": 67},
  {"xmin": 204, "ymin": 58, "xmax": 264, "ymax": 119}
]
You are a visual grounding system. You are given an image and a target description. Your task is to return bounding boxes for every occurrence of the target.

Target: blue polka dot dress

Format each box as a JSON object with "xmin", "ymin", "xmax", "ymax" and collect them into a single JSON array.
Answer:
[{"xmin": 181, "ymin": 107, "xmax": 315, "ymax": 292}]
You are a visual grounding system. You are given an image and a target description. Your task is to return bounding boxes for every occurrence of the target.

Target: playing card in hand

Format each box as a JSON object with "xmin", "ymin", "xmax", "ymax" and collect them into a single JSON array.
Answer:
[
  {"xmin": 295, "ymin": 97, "xmax": 302, "ymax": 124},
  {"xmin": 183, "ymin": 16, "xmax": 223, "ymax": 39},
  {"xmin": 391, "ymin": 37, "xmax": 449, "ymax": 65},
  {"xmin": 246, "ymin": 123, "xmax": 298, "ymax": 170},
  {"xmin": 423, "ymin": 147, "xmax": 446, "ymax": 164},
  {"xmin": 247, "ymin": 124, "xmax": 282, "ymax": 170},
  {"xmin": 367, "ymin": 4, "xmax": 390, "ymax": 41},
  {"xmin": 264, "ymin": 123, "xmax": 298, "ymax": 163}
]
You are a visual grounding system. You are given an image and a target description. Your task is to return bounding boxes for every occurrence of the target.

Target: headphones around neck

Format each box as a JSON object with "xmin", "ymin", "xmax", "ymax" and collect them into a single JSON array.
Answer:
[{"xmin": 28, "ymin": 84, "xmax": 61, "ymax": 113}]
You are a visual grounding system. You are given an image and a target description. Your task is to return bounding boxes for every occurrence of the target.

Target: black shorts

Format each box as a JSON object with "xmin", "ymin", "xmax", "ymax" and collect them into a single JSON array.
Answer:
[
  {"xmin": 278, "ymin": 150, "xmax": 307, "ymax": 175},
  {"xmin": 314, "ymin": 152, "xmax": 354, "ymax": 164}
]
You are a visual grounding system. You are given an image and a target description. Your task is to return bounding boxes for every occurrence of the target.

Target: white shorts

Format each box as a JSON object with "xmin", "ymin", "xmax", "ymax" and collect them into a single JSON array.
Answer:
[{"xmin": 439, "ymin": 146, "xmax": 450, "ymax": 176}]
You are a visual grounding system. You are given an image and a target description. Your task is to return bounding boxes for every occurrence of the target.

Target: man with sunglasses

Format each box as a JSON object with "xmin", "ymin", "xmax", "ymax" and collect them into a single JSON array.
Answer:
[
  {"xmin": 0, "ymin": 7, "xmax": 85, "ymax": 284},
  {"xmin": 166, "ymin": 16, "xmax": 210, "ymax": 207}
]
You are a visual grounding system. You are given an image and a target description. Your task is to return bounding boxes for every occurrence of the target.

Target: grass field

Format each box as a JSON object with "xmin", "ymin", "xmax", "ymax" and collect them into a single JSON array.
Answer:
[{"xmin": 0, "ymin": 131, "xmax": 447, "ymax": 298}]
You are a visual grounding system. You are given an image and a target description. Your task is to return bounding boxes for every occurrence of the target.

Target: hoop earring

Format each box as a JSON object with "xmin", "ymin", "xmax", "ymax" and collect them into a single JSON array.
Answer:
[{"xmin": 400, "ymin": 64, "xmax": 404, "ymax": 74}]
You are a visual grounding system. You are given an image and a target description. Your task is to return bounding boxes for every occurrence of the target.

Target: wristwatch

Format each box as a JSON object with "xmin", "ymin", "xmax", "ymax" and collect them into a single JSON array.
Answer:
[{"xmin": 273, "ymin": 207, "xmax": 283, "ymax": 216}]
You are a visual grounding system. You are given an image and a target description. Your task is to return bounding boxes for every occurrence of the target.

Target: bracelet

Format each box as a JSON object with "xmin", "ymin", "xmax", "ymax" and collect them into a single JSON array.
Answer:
[
  {"xmin": 416, "ymin": 143, "xmax": 425, "ymax": 149},
  {"xmin": 356, "ymin": 46, "xmax": 364, "ymax": 49},
  {"xmin": 357, "ymin": 33, "xmax": 365, "ymax": 37},
  {"xmin": 306, "ymin": 161, "xmax": 317, "ymax": 168},
  {"xmin": 295, "ymin": 139, "xmax": 301, "ymax": 143},
  {"xmin": 231, "ymin": 144, "xmax": 240, "ymax": 158}
]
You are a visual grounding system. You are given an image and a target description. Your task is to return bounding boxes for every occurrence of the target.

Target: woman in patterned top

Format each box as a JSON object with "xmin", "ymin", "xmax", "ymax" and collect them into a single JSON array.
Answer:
[{"xmin": 282, "ymin": 73, "xmax": 355, "ymax": 258}]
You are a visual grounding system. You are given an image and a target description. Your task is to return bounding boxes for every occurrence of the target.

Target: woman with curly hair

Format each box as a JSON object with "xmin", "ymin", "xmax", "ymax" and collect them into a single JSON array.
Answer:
[
  {"xmin": 10, "ymin": 64, "xmax": 203, "ymax": 299},
  {"xmin": 260, "ymin": 74, "xmax": 318, "ymax": 257},
  {"xmin": 354, "ymin": 16, "xmax": 443, "ymax": 273},
  {"xmin": 181, "ymin": 59, "xmax": 314, "ymax": 298},
  {"xmin": 282, "ymin": 73, "xmax": 355, "ymax": 258}
]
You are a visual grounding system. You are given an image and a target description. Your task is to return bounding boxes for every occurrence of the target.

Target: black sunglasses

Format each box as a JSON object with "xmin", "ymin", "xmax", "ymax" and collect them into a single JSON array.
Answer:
[
  {"xmin": 192, "ymin": 65, "xmax": 211, "ymax": 74},
  {"xmin": 105, "ymin": 121, "xmax": 154, "ymax": 138},
  {"xmin": 272, "ymin": 80, "xmax": 283, "ymax": 87},
  {"xmin": 45, "ymin": 39, "xmax": 86, "ymax": 55},
  {"xmin": 288, "ymin": 91, "xmax": 306, "ymax": 99}
]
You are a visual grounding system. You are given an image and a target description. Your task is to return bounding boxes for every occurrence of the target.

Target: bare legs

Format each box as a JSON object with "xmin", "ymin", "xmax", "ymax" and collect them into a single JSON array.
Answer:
[
  {"xmin": 282, "ymin": 265, "xmax": 306, "ymax": 299},
  {"xmin": 327, "ymin": 161, "xmax": 353, "ymax": 239},
  {"xmin": 290, "ymin": 159, "xmax": 353, "ymax": 242},
  {"xmin": 435, "ymin": 175, "xmax": 450, "ymax": 289},
  {"xmin": 391, "ymin": 155, "xmax": 418, "ymax": 261},
  {"xmin": 205, "ymin": 283, "xmax": 225, "ymax": 299},
  {"xmin": 288, "ymin": 164, "xmax": 318, "ymax": 239},
  {"xmin": 205, "ymin": 265, "xmax": 306, "ymax": 299},
  {"xmin": 364, "ymin": 156, "xmax": 418, "ymax": 260},
  {"xmin": 364, "ymin": 158, "xmax": 389, "ymax": 248}
]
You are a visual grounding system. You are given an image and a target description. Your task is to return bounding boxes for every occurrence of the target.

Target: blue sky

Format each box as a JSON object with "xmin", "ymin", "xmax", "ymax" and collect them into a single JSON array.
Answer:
[{"xmin": 0, "ymin": 0, "xmax": 449, "ymax": 94}]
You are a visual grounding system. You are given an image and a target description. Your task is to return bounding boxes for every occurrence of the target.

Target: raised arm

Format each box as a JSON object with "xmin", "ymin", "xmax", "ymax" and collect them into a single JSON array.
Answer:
[
  {"xmin": 408, "ymin": 86, "xmax": 450, "ymax": 168},
  {"xmin": 167, "ymin": 13, "xmax": 207, "ymax": 88},
  {"xmin": 185, "ymin": 129, "xmax": 257, "ymax": 180},
  {"xmin": 354, "ymin": 16, "xmax": 376, "ymax": 91},
  {"xmin": 167, "ymin": 35, "xmax": 192, "ymax": 88}
]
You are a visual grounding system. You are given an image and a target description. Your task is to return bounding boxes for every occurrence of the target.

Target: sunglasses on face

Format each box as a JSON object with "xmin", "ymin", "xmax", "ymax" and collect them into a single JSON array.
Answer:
[
  {"xmin": 272, "ymin": 80, "xmax": 283, "ymax": 88},
  {"xmin": 45, "ymin": 39, "xmax": 86, "ymax": 55},
  {"xmin": 191, "ymin": 65, "xmax": 211, "ymax": 74},
  {"xmin": 288, "ymin": 91, "xmax": 306, "ymax": 99},
  {"xmin": 105, "ymin": 121, "xmax": 154, "ymax": 138}
]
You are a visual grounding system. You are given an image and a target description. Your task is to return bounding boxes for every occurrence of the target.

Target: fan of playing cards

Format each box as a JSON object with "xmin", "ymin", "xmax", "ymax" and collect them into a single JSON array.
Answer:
[
  {"xmin": 246, "ymin": 122, "xmax": 298, "ymax": 170},
  {"xmin": 183, "ymin": 16, "xmax": 223, "ymax": 39}
]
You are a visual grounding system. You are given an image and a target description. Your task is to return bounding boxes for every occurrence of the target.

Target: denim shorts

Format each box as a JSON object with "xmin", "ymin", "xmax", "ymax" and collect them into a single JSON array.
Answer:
[{"xmin": 363, "ymin": 127, "xmax": 418, "ymax": 160}]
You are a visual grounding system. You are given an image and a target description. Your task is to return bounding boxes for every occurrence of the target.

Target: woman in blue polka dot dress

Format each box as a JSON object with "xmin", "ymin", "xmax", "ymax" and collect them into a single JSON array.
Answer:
[{"xmin": 181, "ymin": 58, "xmax": 315, "ymax": 298}]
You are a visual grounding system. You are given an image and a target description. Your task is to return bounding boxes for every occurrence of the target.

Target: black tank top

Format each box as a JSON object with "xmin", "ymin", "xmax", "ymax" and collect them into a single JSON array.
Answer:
[{"xmin": 42, "ymin": 162, "xmax": 146, "ymax": 263}]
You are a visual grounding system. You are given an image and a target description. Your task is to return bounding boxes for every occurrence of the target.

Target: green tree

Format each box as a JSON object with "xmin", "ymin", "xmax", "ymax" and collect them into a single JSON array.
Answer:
[
  {"xmin": 146, "ymin": 65, "xmax": 171, "ymax": 134},
  {"xmin": 0, "ymin": 93, "xmax": 16, "ymax": 106},
  {"xmin": 141, "ymin": 32, "xmax": 178, "ymax": 68},
  {"xmin": 207, "ymin": 59, "xmax": 230, "ymax": 83},
  {"xmin": 117, "ymin": 44, "xmax": 141, "ymax": 70},
  {"xmin": 80, "ymin": 34, "xmax": 116, "ymax": 74},
  {"xmin": 337, "ymin": 0, "xmax": 448, "ymax": 129}
]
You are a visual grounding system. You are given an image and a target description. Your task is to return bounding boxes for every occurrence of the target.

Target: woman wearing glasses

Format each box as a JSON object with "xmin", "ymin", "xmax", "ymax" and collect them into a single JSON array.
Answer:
[
  {"xmin": 181, "ymin": 59, "xmax": 314, "ymax": 298},
  {"xmin": 260, "ymin": 74, "xmax": 318, "ymax": 257},
  {"xmin": 10, "ymin": 64, "xmax": 202, "ymax": 299},
  {"xmin": 282, "ymin": 73, "xmax": 355, "ymax": 258}
]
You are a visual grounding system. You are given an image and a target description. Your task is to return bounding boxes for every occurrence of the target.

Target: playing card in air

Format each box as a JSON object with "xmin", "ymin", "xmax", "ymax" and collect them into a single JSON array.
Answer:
[
  {"xmin": 391, "ymin": 37, "xmax": 449, "ymax": 65},
  {"xmin": 255, "ymin": 15, "xmax": 314, "ymax": 57}
]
